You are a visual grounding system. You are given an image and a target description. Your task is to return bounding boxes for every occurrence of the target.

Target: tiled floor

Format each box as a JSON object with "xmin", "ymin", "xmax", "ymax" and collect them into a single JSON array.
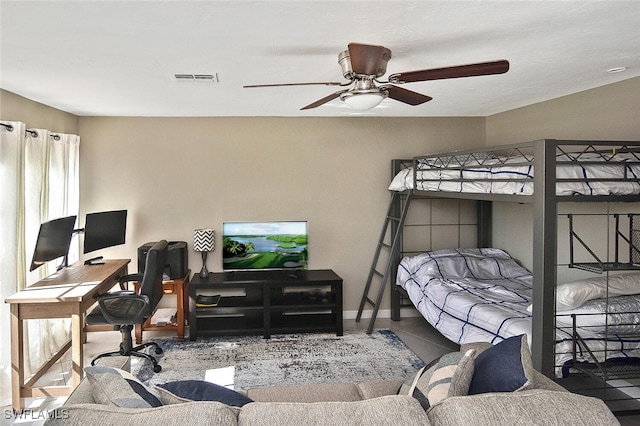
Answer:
[
  {"xmin": 3, "ymin": 317, "xmax": 638, "ymax": 425},
  {"xmin": 352, "ymin": 316, "xmax": 460, "ymax": 362}
]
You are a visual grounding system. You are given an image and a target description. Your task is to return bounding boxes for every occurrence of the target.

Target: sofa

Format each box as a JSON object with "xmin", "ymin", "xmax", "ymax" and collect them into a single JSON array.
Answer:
[{"xmin": 45, "ymin": 336, "xmax": 619, "ymax": 425}]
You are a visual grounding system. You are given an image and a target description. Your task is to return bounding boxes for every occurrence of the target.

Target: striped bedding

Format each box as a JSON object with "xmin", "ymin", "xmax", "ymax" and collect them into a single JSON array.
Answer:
[
  {"xmin": 389, "ymin": 152, "xmax": 640, "ymax": 195},
  {"xmin": 396, "ymin": 248, "xmax": 640, "ymax": 376}
]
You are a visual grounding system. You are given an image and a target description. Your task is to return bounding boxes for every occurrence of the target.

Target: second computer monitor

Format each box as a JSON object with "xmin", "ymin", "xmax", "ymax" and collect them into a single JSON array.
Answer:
[{"xmin": 83, "ymin": 210, "xmax": 127, "ymax": 254}]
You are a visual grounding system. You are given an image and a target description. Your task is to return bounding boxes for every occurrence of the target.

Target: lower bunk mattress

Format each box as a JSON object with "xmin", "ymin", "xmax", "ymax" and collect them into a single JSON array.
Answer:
[{"xmin": 396, "ymin": 247, "xmax": 640, "ymax": 376}]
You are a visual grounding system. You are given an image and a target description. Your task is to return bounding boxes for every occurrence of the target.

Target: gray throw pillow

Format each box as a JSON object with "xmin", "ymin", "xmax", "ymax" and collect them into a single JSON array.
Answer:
[
  {"xmin": 398, "ymin": 349, "xmax": 475, "ymax": 410},
  {"xmin": 84, "ymin": 365, "xmax": 162, "ymax": 408}
]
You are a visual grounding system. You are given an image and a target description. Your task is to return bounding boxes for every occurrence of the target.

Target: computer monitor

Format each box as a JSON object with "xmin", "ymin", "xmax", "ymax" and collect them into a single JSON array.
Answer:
[
  {"xmin": 83, "ymin": 210, "xmax": 127, "ymax": 254},
  {"xmin": 29, "ymin": 215, "xmax": 77, "ymax": 271}
]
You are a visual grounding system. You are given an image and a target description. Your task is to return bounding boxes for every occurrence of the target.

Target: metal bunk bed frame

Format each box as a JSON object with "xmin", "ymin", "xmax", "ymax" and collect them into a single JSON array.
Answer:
[{"xmin": 358, "ymin": 139, "xmax": 640, "ymax": 380}]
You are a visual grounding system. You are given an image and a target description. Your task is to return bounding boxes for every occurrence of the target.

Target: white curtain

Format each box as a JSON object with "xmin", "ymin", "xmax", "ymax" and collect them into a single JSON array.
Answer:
[{"xmin": 0, "ymin": 121, "xmax": 80, "ymax": 406}]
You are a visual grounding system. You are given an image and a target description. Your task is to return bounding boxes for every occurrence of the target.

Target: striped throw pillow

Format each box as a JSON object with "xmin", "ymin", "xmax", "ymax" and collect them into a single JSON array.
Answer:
[
  {"xmin": 399, "ymin": 349, "xmax": 475, "ymax": 410},
  {"xmin": 425, "ymin": 349, "xmax": 476, "ymax": 406}
]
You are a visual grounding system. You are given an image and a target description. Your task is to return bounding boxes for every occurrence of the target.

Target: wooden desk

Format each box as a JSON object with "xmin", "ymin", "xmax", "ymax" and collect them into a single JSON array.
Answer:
[
  {"xmin": 5, "ymin": 259, "xmax": 129, "ymax": 411},
  {"xmin": 134, "ymin": 270, "xmax": 190, "ymax": 343}
]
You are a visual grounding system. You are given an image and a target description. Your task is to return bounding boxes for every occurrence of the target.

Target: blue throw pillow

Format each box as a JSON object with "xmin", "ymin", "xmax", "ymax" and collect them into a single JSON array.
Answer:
[
  {"xmin": 157, "ymin": 380, "xmax": 253, "ymax": 407},
  {"xmin": 467, "ymin": 334, "xmax": 535, "ymax": 395}
]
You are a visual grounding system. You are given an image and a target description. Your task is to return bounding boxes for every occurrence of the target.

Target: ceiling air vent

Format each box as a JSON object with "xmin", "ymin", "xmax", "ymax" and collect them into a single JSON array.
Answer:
[{"xmin": 173, "ymin": 73, "xmax": 219, "ymax": 83}]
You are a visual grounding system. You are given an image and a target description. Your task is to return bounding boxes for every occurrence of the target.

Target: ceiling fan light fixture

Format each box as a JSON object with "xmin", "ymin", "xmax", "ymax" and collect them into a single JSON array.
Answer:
[
  {"xmin": 340, "ymin": 91, "xmax": 387, "ymax": 110},
  {"xmin": 245, "ymin": 43, "xmax": 509, "ymax": 111}
]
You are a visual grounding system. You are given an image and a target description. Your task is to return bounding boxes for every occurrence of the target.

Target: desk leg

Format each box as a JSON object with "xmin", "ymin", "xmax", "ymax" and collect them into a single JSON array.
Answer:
[
  {"xmin": 135, "ymin": 322, "xmax": 143, "ymax": 345},
  {"xmin": 10, "ymin": 304, "xmax": 24, "ymax": 411},
  {"xmin": 189, "ymin": 286, "xmax": 197, "ymax": 341},
  {"xmin": 71, "ymin": 309, "xmax": 83, "ymax": 388},
  {"xmin": 176, "ymin": 281, "xmax": 185, "ymax": 341}
]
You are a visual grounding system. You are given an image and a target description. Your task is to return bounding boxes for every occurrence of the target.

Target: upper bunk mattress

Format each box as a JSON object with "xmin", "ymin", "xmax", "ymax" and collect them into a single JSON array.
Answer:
[{"xmin": 389, "ymin": 151, "xmax": 640, "ymax": 195}]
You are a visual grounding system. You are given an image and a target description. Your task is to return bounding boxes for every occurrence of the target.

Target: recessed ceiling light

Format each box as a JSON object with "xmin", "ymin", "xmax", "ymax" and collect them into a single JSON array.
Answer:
[{"xmin": 607, "ymin": 67, "xmax": 627, "ymax": 74}]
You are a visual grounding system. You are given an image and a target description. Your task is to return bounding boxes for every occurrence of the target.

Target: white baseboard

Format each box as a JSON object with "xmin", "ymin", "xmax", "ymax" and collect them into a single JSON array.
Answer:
[{"xmin": 343, "ymin": 308, "xmax": 422, "ymax": 320}]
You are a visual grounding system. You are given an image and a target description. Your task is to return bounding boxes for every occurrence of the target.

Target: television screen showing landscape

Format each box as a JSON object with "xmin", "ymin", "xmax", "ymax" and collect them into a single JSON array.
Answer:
[{"xmin": 222, "ymin": 221, "xmax": 308, "ymax": 270}]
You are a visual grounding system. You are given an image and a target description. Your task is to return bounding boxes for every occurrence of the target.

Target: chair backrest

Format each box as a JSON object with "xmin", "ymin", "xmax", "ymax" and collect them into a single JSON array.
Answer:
[{"xmin": 138, "ymin": 240, "xmax": 168, "ymax": 313}]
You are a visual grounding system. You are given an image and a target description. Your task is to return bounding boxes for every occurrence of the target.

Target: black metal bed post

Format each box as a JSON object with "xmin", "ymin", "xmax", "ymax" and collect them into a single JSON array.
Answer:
[
  {"xmin": 532, "ymin": 139, "xmax": 558, "ymax": 378},
  {"xmin": 390, "ymin": 159, "xmax": 407, "ymax": 321},
  {"xmin": 477, "ymin": 201, "xmax": 492, "ymax": 247}
]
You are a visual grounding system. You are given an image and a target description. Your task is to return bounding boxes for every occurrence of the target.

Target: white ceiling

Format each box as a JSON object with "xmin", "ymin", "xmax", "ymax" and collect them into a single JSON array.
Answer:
[{"xmin": 1, "ymin": 1, "xmax": 639, "ymax": 118}]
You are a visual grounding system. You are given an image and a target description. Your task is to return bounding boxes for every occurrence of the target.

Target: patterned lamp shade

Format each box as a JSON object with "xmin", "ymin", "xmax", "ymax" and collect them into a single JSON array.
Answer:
[
  {"xmin": 194, "ymin": 228, "xmax": 215, "ymax": 278},
  {"xmin": 194, "ymin": 228, "xmax": 215, "ymax": 252}
]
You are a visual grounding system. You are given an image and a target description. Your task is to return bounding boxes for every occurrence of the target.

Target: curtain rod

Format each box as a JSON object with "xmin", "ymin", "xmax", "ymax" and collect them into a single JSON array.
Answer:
[
  {"xmin": 0, "ymin": 123, "xmax": 60, "ymax": 140},
  {"xmin": 26, "ymin": 129, "xmax": 60, "ymax": 140}
]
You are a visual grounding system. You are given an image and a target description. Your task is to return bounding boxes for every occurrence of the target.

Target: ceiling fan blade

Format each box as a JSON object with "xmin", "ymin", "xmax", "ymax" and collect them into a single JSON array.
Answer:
[
  {"xmin": 382, "ymin": 85, "xmax": 432, "ymax": 106},
  {"xmin": 300, "ymin": 90, "xmax": 347, "ymax": 110},
  {"xmin": 244, "ymin": 81, "xmax": 343, "ymax": 88},
  {"xmin": 348, "ymin": 43, "xmax": 386, "ymax": 76},
  {"xmin": 389, "ymin": 60, "xmax": 509, "ymax": 84}
]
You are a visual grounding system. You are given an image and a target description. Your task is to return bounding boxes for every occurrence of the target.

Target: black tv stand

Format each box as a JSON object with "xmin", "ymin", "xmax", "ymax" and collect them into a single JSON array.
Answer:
[{"xmin": 189, "ymin": 269, "xmax": 343, "ymax": 340}]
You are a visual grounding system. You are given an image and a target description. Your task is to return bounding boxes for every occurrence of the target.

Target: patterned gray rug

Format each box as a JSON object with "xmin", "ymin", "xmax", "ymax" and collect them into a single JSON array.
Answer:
[{"xmin": 132, "ymin": 329, "xmax": 424, "ymax": 392}]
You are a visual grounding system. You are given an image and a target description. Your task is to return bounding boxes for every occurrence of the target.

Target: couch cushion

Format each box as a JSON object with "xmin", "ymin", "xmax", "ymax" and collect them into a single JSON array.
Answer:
[
  {"xmin": 247, "ymin": 382, "xmax": 364, "ymax": 402},
  {"xmin": 84, "ymin": 366, "xmax": 162, "ymax": 408},
  {"xmin": 356, "ymin": 379, "xmax": 404, "ymax": 399},
  {"xmin": 44, "ymin": 401, "xmax": 239, "ymax": 426},
  {"xmin": 237, "ymin": 395, "xmax": 431, "ymax": 426},
  {"xmin": 468, "ymin": 334, "xmax": 535, "ymax": 394},
  {"xmin": 426, "ymin": 389, "xmax": 620, "ymax": 426},
  {"xmin": 154, "ymin": 380, "xmax": 253, "ymax": 407}
]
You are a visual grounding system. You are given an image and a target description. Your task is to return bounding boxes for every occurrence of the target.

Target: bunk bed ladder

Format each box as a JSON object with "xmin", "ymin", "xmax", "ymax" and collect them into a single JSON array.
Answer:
[{"xmin": 356, "ymin": 190, "xmax": 413, "ymax": 334}]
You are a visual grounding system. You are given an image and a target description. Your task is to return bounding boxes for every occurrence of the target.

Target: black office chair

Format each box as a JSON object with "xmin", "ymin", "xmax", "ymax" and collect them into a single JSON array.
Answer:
[{"xmin": 86, "ymin": 240, "xmax": 168, "ymax": 373}]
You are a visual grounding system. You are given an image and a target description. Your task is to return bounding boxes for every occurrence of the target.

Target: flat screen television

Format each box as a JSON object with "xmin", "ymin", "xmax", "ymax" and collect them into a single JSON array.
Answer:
[
  {"xmin": 30, "ymin": 215, "xmax": 77, "ymax": 271},
  {"xmin": 222, "ymin": 221, "xmax": 308, "ymax": 270},
  {"xmin": 83, "ymin": 210, "xmax": 127, "ymax": 254}
]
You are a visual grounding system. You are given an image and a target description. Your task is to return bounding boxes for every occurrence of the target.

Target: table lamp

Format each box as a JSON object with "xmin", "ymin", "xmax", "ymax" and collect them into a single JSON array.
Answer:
[{"xmin": 194, "ymin": 228, "xmax": 215, "ymax": 278}]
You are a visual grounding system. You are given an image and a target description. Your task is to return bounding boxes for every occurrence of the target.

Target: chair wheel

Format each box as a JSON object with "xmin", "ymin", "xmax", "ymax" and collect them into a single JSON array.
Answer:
[
  {"xmin": 153, "ymin": 364, "xmax": 162, "ymax": 373},
  {"xmin": 155, "ymin": 347, "xmax": 163, "ymax": 354}
]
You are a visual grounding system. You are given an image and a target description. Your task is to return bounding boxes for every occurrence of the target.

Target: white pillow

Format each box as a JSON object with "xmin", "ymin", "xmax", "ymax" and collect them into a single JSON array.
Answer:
[
  {"xmin": 388, "ymin": 168, "xmax": 413, "ymax": 191},
  {"xmin": 525, "ymin": 273, "xmax": 640, "ymax": 313},
  {"xmin": 555, "ymin": 273, "xmax": 640, "ymax": 311}
]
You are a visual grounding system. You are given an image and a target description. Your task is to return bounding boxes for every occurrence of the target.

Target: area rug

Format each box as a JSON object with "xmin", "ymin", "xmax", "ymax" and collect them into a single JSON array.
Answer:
[{"xmin": 132, "ymin": 329, "xmax": 425, "ymax": 392}]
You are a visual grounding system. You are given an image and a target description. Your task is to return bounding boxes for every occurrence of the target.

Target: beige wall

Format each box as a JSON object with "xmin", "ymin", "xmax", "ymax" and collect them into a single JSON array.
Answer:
[
  {"xmin": 486, "ymin": 76, "xmax": 640, "ymax": 270},
  {"xmin": 486, "ymin": 76, "xmax": 640, "ymax": 145},
  {"xmin": 0, "ymin": 89, "xmax": 79, "ymax": 134},
  {"xmin": 77, "ymin": 116, "xmax": 485, "ymax": 315},
  {"xmin": 3, "ymin": 75, "xmax": 640, "ymax": 316}
]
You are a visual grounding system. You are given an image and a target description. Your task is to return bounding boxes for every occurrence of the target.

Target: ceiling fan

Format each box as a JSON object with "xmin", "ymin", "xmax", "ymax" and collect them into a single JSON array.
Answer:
[{"xmin": 244, "ymin": 42, "xmax": 509, "ymax": 111}]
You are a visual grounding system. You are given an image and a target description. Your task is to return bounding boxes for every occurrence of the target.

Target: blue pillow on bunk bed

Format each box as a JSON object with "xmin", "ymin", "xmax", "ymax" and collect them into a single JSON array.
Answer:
[{"xmin": 467, "ymin": 334, "xmax": 535, "ymax": 395}]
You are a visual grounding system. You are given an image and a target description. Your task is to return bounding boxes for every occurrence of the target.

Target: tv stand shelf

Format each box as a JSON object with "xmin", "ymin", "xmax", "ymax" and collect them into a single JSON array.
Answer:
[{"xmin": 188, "ymin": 269, "xmax": 343, "ymax": 339}]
